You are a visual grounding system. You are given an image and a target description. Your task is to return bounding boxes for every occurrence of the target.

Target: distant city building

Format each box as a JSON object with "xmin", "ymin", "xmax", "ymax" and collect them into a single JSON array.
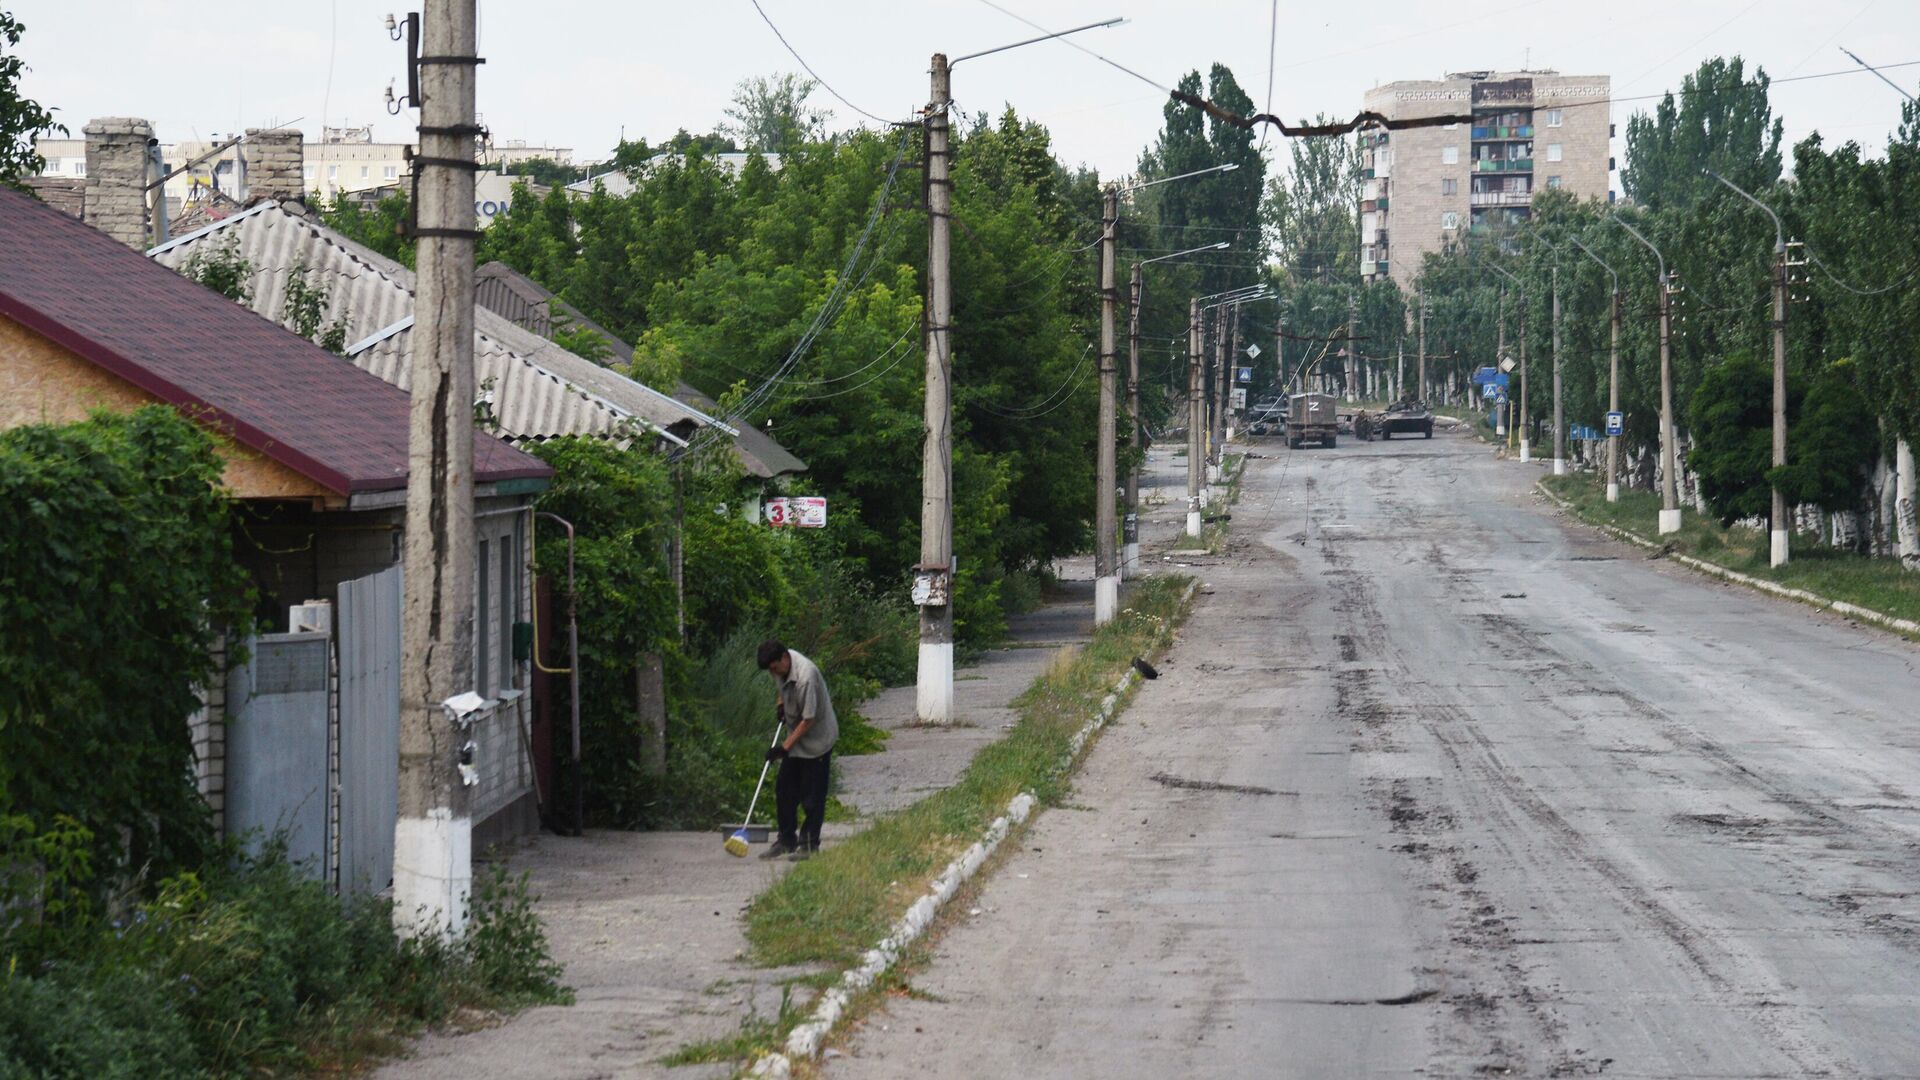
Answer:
[
  {"xmin": 34, "ymin": 125, "xmax": 570, "ymax": 212},
  {"xmin": 1359, "ymin": 71, "xmax": 1614, "ymax": 292}
]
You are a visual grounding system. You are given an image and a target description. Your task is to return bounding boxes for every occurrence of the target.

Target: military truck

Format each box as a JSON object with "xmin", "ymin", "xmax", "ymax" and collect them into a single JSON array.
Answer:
[
  {"xmin": 1378, "ymin": 398, "xmax": 1434, "ymax": 439},
  {"xmin": 1287, "ymin": 392, "xmax": 1338, "ymax": 449}
]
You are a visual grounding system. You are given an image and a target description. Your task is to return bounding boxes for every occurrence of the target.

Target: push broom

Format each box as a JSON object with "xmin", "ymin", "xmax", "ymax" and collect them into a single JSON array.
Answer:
[{"xmin": 723, "ymin": 713, "xmax": 786, "ymax": 858}]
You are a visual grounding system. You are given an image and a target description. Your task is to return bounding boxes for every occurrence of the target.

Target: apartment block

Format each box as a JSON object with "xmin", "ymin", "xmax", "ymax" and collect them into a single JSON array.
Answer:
[{"xmin": 1359, "ymin": 71, "xmax": 1613, "ymax": 292}]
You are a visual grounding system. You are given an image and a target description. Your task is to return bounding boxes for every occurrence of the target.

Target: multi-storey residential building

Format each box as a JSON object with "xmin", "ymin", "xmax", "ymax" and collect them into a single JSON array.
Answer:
[{"xmin": 1359, "ymin": 70, "xmax": 1613, "ymax": 292}]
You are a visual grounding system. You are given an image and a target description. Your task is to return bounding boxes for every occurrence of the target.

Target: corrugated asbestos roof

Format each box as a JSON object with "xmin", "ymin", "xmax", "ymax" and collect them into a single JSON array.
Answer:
[
  {"xmin": 148, "ymin": 199, "xmax": 713, "ymax": 446},
  {"xmin": 0, "ymin": 187, "xmax": 547, "ymax": 494},
  {"xmin": 471, "ymin": 260, "xmax": 808, "ymax": 479}
]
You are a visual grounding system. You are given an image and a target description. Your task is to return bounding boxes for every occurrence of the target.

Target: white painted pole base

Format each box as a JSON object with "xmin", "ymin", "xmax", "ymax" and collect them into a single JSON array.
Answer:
[
  {"xmin": 1207, "ymin": 463, "xmax": 1222, "ymax": 484},
  {"xmin": 1658, "ymin": 508, "xmax": 1683, "ymax": 535},
  {"xmin": 1496, "ymin": 423, "xmax": 1507, "ymax": 436},
  {"xmin": 1122, "ymin": 541, "xmax": 1140, "ymax": 578},
  {"xmin": 393, "ymin": 809, "xmax": 472, "ymax": 939},
  {"xmin": 916, "ymin": 642, "xmax": 953, "ymax": 723},
  {"xmin": 1186, "ymin": 510, "xmax": 1202, "ymax": 537},
  {"xmin": 1770, "ymin": 529, "xmax": 1789, "ymax": 568},
  {"xmin": 1094, "ymin": 574, "xmax": 1119, "ymax": 626},
  {"xmin": 1552, "ymin": 458, "xmax": 1566, "ymax": 476},
  {"xmin": 1606, "ymin": 483, "xmax": 1620, "ymax": 503},
  {"xmin": 1519, "ymin": 440, "xmax": 1531, "ymax": 462}
]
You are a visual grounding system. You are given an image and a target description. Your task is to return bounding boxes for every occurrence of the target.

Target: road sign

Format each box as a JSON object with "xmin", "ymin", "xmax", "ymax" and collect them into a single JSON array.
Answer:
[
  {"xmin": 1498, "ymin": 355, "xmax": 1517, "ymax": 374},
  {"xmin": 1230, "ymin": 388, "xmax": 1248, "ymax": 410},
  {"xmin": 1235, "ymin": 366, "xmax": 1253, "ymax": 383},
  {"xmin": 1244, "ymin": 342, "xmax": 1261, "ymax": 359},
  {"xmin": 765, "ymin": 497, "xmax": 827, "ymax": 528},
  {"xmin": 1482, "ymin": 382, "xmax": 1501, "ymax": 400},
  {"xmin": 1605, "ymin": 411, "xmax": 1624, "ymax": 437}
]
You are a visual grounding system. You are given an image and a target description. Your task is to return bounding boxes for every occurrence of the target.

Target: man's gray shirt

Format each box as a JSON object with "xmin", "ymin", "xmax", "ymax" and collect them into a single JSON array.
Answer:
[{"xmin": 781, "ymin": 649, "xmax": 838, "ymax": 759}]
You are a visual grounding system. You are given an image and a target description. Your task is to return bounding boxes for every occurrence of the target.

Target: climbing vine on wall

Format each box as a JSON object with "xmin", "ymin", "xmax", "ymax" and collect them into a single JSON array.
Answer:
[{"xmin": 0, "ymin": 406, "xmax": 255, "ymax": 883}]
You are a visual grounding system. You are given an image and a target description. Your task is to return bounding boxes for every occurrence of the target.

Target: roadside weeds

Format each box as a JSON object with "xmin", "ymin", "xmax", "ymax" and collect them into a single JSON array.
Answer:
[{"xmin": 1536, "ymin": 474, "xmax": 1920, "ymax": 640}]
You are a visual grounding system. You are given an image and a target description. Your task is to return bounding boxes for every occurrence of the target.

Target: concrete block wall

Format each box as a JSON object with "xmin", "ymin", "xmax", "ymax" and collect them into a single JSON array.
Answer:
[
  {"xmin": 82, "ymin": 117, "xmax": 152, "ymax": 249},
  {"xmin": 245, "ymin": 128, "xmax": 306, "ymax": 202}
]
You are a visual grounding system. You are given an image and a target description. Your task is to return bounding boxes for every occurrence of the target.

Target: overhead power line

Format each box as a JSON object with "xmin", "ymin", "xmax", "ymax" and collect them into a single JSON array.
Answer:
[
  {"xmin": 747, "ymin": 0, "xmax": 903, "ymax": 125},
  {"xmin": 970, "ymin": 0, "xmax": 1172, "ymax": 93}
]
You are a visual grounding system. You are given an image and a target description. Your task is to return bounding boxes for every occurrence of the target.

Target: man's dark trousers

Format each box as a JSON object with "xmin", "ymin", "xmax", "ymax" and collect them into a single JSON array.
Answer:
[{"xmin": 775, "ymin": 752, "xmax": 832, "ymax": 850}]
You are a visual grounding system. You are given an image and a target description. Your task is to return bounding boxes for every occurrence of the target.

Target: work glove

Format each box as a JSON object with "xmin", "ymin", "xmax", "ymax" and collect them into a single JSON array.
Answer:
[{"xmin": 766, "ymin": 746, "xmax": 789, "ymax": 763}]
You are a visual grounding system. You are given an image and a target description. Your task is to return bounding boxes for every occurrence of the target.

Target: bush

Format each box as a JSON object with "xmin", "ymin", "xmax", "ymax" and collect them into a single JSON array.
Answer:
[{"xmin": 0, "ymin": 847, "xmax": 568, "ymax": 1078}]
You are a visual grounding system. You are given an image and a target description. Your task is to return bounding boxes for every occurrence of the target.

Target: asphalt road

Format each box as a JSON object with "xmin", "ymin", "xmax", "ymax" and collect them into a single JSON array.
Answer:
[{"xmin": 828, "ymin": 430, "xmax": 1920, "ymax": 1079}]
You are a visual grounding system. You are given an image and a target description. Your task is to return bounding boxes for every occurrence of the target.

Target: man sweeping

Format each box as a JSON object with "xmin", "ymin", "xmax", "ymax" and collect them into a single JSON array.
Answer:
[{"xmin": 757, "ymin": 639, "xmax": 838, "ymax": 861}]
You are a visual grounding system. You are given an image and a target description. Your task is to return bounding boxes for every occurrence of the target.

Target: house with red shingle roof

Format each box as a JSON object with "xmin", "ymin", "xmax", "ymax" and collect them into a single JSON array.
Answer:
[{"xmin": 0, "ymin": 184, "xmax": 547, "ymax": 879}]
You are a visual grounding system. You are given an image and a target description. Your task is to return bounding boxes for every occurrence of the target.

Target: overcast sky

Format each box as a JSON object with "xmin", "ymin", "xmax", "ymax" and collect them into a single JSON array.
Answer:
[{"xmin": 13, "ymin": 1, "xmax": 1920, "ymax": 182}]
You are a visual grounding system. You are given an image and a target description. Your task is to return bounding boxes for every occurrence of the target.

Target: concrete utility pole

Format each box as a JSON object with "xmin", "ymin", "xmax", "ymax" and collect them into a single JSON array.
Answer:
[
  {"xmin": 1657, "ymin": 274, "xmax": 1681, "ymax": 531},
  {"xmin": 1495, "ymin": 288, "xmax": 1508, "ymax": 437},
  {"xmin": 1210, "ymin": 306, "xmax": 1228, "ymax": 483},
  {"xmin": 1519, "ymin": 300, "xmax": 1530, "ymax": 458},
  {"xmin": 1186, "ymin": 297, "xmax": 1204, "ymax": 537},
  {"xmin": 1228, "ymin": 304, "xmax": 1244, "ymax": 436},
  {"xmin": 1552, "ymin": 260, "xmax": 1565, "ymax": 475},
  {"xmin": 1417, "ymin": 293, "xmax": 1428, "ymax": 401},
  {"xmin": 1608, "ymin": 286, "xmax": 1622, "ymax": 501},
  {"xmin": 1614, "ymin": 214, "xmax": 1681, "ymax": 532},
  {"xmin": 1121, "ymin": 229, "xmax": 1228, "ymax": 566},
  {"xmin": 1345, "ymin": 291, "xmax": 1358, "ymax": 403},
  {"xmin": 916, "ymin": 53, "xmax": 955, "ymax": 722},
  {"xmin": 1124, "ymin": 262, "xmax": 1142, "ymax": 579},
  {"xmin": 395, "ymin": 0, "xmax": 479, "ymax": 939},
  {"xmin": 1094, "ymin": 186, "xmax": 1119, "ymax": 625},
  {"xmin": 1707, "ymin": 169, "xmax": 1793, "ymax": 566},
  {"xmin": 1568, "ymin": 235, "xmax": 1621, "ymax": 503}
]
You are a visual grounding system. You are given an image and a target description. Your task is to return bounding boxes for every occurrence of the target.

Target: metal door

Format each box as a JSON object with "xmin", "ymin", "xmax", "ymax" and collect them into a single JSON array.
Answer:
[
  {"xmin": 337, "ymin": 565, "xmax": 401, "ymax": 894},
  {"xmin": 225, "ymin": 631, "xmax": 330, "ymax": 873}
]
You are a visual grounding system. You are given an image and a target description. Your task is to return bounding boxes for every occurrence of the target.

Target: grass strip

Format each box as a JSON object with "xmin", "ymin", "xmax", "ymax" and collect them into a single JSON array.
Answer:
[
  {"xmin": 743, "ymin": 574, "xmax": 1195, "ymax": 970},
  {"xmin": 1542, "ymin": 472, "xmax": 1920, "ymax": 627}
]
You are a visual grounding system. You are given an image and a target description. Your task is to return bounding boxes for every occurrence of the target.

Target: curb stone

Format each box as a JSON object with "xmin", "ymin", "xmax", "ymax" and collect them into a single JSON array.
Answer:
[
  {"xmin": 748, "ymin": 579, "xmax": 1200, "ymax": 1078},
  {"xmin": 1533, "ymin": 481, "xmax": 1920, "ymax": 640}
]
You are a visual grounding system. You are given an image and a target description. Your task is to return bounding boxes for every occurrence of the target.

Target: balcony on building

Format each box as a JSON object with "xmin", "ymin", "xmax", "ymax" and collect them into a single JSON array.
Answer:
[{"xmin": 1470, "ymin": 190, "xmax": 1531, "ymax": 207}]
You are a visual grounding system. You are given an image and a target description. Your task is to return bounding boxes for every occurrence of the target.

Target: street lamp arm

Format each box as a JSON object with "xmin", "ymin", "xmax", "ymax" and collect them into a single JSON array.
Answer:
[
  {"xmin": 1610, "ymin": 213, "xmax": 1666, "ymax": 283},
  {"xmin": 1703, "ymin": 168, "xmax": 1785, "ymax": 252},
  {"xmin": 1566, "ymin": 235, "xmax": 1618, "ymax": 295},
  {"xmin": 1123, "ymin": 162, "xmax": 1239, "ymax": 193},
  {"xmin": 950, "ymin": 17, "xmax": 1125, "ymax": 66},
  {"xmin": 1142, "ymin": 241, "xmax": 1231, "ymax": 266}
]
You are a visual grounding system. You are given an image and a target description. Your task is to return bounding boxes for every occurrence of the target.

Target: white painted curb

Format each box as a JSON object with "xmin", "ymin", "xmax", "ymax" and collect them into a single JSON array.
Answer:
[
  {"xmin": 1534, "ymin": 481, "xmax": 1920, "ymax": 639},
  {"xmin": 749, "ymin": 580, "xmax": 1199, "ymax": 1076}
]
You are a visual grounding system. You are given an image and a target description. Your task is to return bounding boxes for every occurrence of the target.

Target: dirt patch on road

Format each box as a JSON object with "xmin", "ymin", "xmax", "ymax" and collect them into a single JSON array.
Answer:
[{"xmin": 1148, "ymin": 772, "xmax": 1292, "ymax": 797}]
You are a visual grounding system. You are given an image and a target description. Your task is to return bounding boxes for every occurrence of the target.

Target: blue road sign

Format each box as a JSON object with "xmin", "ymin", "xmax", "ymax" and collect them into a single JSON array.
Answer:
[
  {"xmin": 1482, "ymin": 382, "xmax": 1501, "ymax": 400},
  {"xmin": 1605, "ymin": 410, "xmax": 1624, "ymax": 437},
  {"xmin": 1470, "ymin": 367, "xmax": 1510, "ymax": 387}
]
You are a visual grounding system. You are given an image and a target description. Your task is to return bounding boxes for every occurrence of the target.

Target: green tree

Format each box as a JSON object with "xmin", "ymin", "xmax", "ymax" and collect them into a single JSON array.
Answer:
[
  {"xmin": 0, "ymin": 8, "xmax": 62, "ymax": 190},
  {"xmin": 1774, "ymin": 360, "xmax": 1878, "ymax": 515},
  {"xmin": 317, "ymin": 189, "xmax": 415, "ymax": 269},
  {"xmin": 1687, "ymin": 351, "xmax": 1781, "ymax": 525},
  {"xmin": 1622, "ymin": 56, "xmax": 1783, "ymax": 211},
  {"xmin": 1265, "ymin": 120, "xmax": 1361, "ymax": 280},
  {"xmin": 501, "ymin": 155, "xmax": 583, "ymax": 188},
  {"xmin": 720, "ymin": 73, "xmax": 828, "ymax": 155}
]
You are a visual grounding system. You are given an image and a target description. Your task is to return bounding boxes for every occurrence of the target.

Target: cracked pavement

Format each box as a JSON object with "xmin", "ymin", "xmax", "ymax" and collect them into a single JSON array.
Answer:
[{"xmin": 827, "ymin": 431, "xmax": 1920, "ymax": 1079}]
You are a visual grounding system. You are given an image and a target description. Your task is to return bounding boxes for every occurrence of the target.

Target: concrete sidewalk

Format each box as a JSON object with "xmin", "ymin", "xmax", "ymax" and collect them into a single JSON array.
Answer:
[{"xmin": 373, "ymin": 594, "xmax": 1096, "ymax": 1080}]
